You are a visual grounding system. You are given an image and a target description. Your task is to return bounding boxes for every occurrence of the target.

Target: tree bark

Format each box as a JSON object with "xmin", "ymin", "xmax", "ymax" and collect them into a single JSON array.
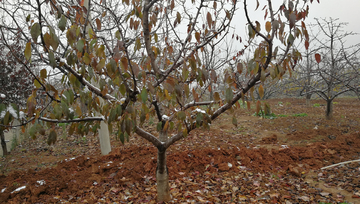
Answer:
[
  {"xmin": 305, "ymin": 92, "xmax": 311, "ymax": 107},
  {"xmin": 156, "ymin": 147, "xmax": 170, "ymax": 202},
  {"xmin": 1, "ymin": 129, "xmax": 8, "ymax": 156},
  {"xmin": 156, "ymin": 130, "xmax": 171, "ymax": 202},
  {"xmin": 325, "ymin": 99, "xmax": 333, "ymax": 120}
]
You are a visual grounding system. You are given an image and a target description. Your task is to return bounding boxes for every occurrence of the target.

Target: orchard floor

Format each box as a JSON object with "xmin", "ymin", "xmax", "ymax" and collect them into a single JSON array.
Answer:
[{"xmin": 1, "ymin": 98, "xmax": 360, "ymax": 203}]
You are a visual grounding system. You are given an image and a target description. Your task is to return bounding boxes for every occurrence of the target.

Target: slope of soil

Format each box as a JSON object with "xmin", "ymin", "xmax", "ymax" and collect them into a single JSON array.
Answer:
[{"xmin": 1, "ymin": 98, "xmax": 360, "ymax": 203}]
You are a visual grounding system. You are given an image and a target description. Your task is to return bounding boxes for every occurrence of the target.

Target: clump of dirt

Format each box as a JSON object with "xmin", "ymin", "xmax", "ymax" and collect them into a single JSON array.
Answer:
[{"xmin": 261, "ymin": 134, "xmax": 278, "ymax": 144}]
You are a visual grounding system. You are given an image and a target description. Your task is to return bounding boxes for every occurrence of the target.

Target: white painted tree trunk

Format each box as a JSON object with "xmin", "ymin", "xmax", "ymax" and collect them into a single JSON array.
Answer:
[{"xmin": 98, "ymin": 120, "xmax": 111, "ymax": 155}]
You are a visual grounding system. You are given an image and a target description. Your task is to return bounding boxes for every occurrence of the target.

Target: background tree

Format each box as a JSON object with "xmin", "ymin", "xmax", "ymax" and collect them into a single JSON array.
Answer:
[
  {"xmin": 0, "ymin": 0, "xmax": 316, "ymax": 201},
  {"xmin": 0, "ymin": 34, "xmax": 33, "ymax": 156},
  {"xmin": 292, "ymin": 46, "xmax": 318, "ymax": 105},
  {"xmin": 301, "ymin": 18, "xmax": 360, "ymax": 119},
  {"xmin": 0, "ymin": 46, "xmax": 34, "ymax": 107}
]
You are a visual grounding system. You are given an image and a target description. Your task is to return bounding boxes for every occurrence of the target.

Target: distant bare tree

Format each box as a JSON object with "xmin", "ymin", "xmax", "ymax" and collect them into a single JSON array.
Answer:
[{"xmin": 301, "ymin": 18, "xmax": 360, "ymax": 119}]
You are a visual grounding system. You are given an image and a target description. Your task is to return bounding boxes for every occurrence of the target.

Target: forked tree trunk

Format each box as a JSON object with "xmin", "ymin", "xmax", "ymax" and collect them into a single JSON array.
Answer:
[
  {"xmin": 0, "ymin": 129, "xmax": 8, "ymax": 156},
  {"xmin": 325, "ymin": 99, "xmax": 333, "ymax": 120},
  {"xmin": 156, "ymin": 130, "xmax": 171, "ymax": 202}
]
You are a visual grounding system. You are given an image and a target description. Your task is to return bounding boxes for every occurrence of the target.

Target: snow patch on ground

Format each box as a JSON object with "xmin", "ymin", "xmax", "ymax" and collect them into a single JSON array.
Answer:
[
  {"xmin": 11, "ymin": 186, "xmax": 26, "ymax": 194},
  {"xmin": 281, "ymin": 145, "xmax": 289, "ymax": 149},
  {"xmin": 1, "ymin": 188, "xmax": 6, "ymax": 193},
  {"xmin": 37, "ymin": 180, "xmax": 46, "ymax": 186},
  {"xmin": 65, "ymin": 157, "xmax": 75, "ymax": 162}
]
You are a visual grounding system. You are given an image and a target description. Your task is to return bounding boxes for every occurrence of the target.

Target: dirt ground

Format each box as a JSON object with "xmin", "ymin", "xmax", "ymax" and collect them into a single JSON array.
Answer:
[{"xmin": 1, "ymin": 98, "xmax": 360, "ymax": 203}]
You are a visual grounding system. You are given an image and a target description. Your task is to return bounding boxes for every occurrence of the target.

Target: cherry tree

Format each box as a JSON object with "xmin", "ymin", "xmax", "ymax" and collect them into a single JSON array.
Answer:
[
  {"xmin": 301, "ymin": 18, "xmax": 360, "ymax": 119},
  {"xmin": 0, "ymin": 0, "xmax": 316, "ymax": 201}
]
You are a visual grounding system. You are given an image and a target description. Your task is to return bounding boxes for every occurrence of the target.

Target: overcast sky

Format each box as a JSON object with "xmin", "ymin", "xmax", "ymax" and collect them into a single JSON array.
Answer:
[
  {"xmin": 232, "ymin": 0, "xmax": 360, "ymax": 51},
  {"xmin": 308, "ymin": 0, "xmax": 360, "ymax": 31},
  {"xmin": 307, "ymin": 0, "xmax": 360, "ymax": 45}
]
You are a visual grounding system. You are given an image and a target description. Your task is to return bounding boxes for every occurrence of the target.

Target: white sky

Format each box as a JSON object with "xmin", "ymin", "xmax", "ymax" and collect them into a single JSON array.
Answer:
[
  {"xmin": 230, "ymin": 0, "xmax": 360, "ymax": 55},
  {"xmin": 307, "ymin": 0, "xmax": 360, "ymax": 45},
  {"xmin": 308, "ymin": 0, "xmax": 360, "ymax": 30}
]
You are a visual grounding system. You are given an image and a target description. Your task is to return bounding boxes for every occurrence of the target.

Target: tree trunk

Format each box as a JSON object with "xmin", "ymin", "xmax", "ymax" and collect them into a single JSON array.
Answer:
[
  {"xmin": 209, "ymin": 80, "xmax": 214, "ymax": 101},
  {"xmin": 305, "ymin": 86, "xmax": 311, "ymax": 107},
  {"xmin": 325, "ymin": 99, "xmax": 333, "ymax": 120},
  {"xmin": 156, "ymin": 147, "xmax": 170, "ymax": 202},
  {"xmin": 1, "ymin": 129, "xmax": 8, "ymax": 156},
  {"xmin": 305, "ymin": 97, "xmax": 311, "ymax": 107},
  {"xmin": 156, "ymin": 130, "xmax": 171, "ymax": 202}
]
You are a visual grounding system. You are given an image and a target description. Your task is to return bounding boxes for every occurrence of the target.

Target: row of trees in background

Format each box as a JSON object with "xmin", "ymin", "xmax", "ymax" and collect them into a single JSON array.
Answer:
[
  {"xmin": 247, "ymin": 18, "xmax": 360, "ymax": 120},
  {"xmin": 291, "ymin": 18, "xmax": 360, "ymax": 119},
  {"xmin": 2, "ymin": 0, "xmax": 355, "ymax": 201}
]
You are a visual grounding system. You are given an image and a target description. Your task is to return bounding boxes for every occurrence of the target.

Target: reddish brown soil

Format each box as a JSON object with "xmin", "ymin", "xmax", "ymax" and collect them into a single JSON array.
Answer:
[{"xmin": 1, "ymin": 98, "xmax": 360, "ymax": 203}]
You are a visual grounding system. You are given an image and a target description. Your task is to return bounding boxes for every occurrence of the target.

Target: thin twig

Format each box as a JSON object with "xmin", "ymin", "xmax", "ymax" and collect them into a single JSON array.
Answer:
[{"xmin": 321, "ymin": 159, "xmax": 360, "ymax": 170}]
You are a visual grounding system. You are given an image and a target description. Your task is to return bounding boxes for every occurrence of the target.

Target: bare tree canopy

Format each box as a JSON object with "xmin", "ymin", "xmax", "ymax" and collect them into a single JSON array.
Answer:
[{"xmin": 297, "ymin": 18, "xmax": 360, "ymax": 119}]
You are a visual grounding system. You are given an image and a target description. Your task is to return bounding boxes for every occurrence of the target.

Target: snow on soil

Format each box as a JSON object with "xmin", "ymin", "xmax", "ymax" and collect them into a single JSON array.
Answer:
[
  {"xmin": 11, "ymin": 186, "xmax": 26, "ymax": 194},
  {"xmin": 37, "ymin": 180, "xmax": 46, "ymax": 186},
  {"xmin": 64, "ymin": 157, "xmax": 75, "ymax": 162}
]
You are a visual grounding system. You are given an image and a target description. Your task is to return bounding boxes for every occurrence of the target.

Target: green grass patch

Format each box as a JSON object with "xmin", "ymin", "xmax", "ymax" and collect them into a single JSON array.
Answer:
[
  {"xmin": 253, "ymin": 111, "xmax": 277, "ymax": 119},
  {"xmin": 313, "ymin": 103, "xmax": 320, "ymax": 107},
  {"xmin": 292, "ymin": 113, "xmax": 308, "ymax": 117}
]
